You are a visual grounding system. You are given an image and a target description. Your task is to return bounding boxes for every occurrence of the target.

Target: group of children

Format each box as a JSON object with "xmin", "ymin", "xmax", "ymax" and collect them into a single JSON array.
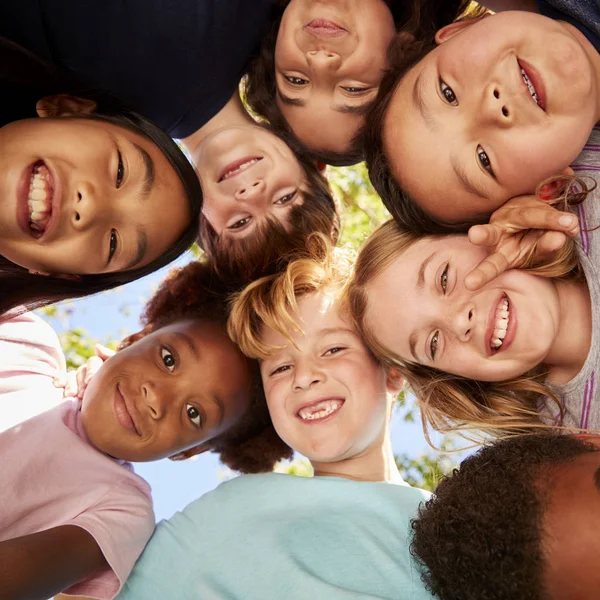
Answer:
[{"xmin": 3, "ymin": 0, "xmax": 600, "ymax": 599}]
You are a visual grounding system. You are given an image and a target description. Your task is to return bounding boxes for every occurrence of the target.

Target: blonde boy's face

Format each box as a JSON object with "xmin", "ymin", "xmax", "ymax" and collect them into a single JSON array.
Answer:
[
  {"xmin": 383, "ymin": 11, "xmax": 599, "ymax": 223},
  {"xmin": 259, "ymin": 291, "xmax": 390, "ymax": 464}
]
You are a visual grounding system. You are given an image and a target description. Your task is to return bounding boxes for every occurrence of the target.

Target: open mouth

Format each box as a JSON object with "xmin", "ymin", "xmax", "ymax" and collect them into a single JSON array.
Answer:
[
  {"xmin": 27, "ymin": 160, "xmax": 55, "ymax": 238},
  {"xmin": 305, "ymin": 19, "xmax": 347, "ymax": 38},
  {"xmin": 297, "ymin": 397, "xmax": 345, "ymax": 423},
  {"xmin": 490, "ymin": 295, "xmax": 510, "ymax": 353},
  {"xmin": 518, "ymin": 59, "xmax": 546, "ymax": 111},
  {"xmin": 218, "ymin": 156, "xmax": 263, "ymax": 183},
  {"xmin": 114, "ymin": 384, "xmax": 142, "ymax": 436}
]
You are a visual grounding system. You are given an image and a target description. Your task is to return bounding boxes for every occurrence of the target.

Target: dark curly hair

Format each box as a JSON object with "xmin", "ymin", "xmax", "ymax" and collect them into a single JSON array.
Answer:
[
  {"xmin": 132, "ymin": 260, "xmax": 293, "ymax": 473},
  {"xmin": 198, "ymin": 129, "xmax": 339, "ymax": 282},
  {"xmin": 410, "ymin": 433, "xmax": 598, "ymax": 600},
  {"xmin": 245, "ymin": 0, "xmax": 474, "ymax": 166}
]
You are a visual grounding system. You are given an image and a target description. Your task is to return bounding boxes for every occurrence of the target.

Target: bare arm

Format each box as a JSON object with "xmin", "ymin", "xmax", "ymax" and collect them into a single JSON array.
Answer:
[{"xmin": 0, "ymin": 525, "xmax": 107, "ymax": 600}]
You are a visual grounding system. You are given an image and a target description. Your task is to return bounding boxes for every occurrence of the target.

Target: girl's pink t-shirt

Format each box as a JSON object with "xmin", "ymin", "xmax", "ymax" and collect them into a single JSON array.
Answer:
[{"xmin": 0, "ymin": 313, "xmax": 155, "ymax": 599}]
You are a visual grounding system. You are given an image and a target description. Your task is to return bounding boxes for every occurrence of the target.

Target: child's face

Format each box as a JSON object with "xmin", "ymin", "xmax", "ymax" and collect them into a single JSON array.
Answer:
[
  {"xmin": 80, "ymin": 319, "xmax": 253, "ymax": 462},
  {"xmin": 0, "ymin": 116, "xmax": 189, "ymax": 275},
  {"xmin": 382, "ymin": 12, "xmax": 600, "ymax": 223},
  {"xmin": 275, "ymin": 0, "xmax": 395, "ymax": 155},
  {"xmin": 543, "ymin": 436, "xmax": 600, "ymax": 595},
  {"xmin": 364, "ymin": 235, "xmax": 561, "ymax": 382},
  {"xmin": 259, "ymin": 291, "xmax": 390, "ymax": 464},
  {"xmin": 196, "ymin": 125, "xmax": 305, "ymax": 239}
]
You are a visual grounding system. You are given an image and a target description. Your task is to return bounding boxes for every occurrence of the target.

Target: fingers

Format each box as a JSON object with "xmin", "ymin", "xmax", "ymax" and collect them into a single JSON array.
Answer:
[
  {"xmin": 464, "ymin": 252, "xmax": 510, "ymax": 291},
  {"xmin": 53, "ymin": 373, "xmax": 67, "ymax": 389},
  {"xmin": 535, "ymin": 231, "xmax": 568, "ymax": 258},
  {"xmin": 468, "ymin": 224, "xmax": 503, "ymax": 248},
  {"xmin": 94, "ymin": 343, "xmax": 115, "ymax": 360},
  {"xmin": 61, "ymin": 371, "xmax": 78, "ymax": 397},
  {"xmin": 492, "ymin": 203, "xmax": 579, "ymax": 235}
]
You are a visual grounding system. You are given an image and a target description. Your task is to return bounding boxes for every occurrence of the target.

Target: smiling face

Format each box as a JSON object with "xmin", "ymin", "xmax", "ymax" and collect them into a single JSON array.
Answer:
[
  {"xmin": 275, "ymin": 0, "xmax": 395, "ymax": 154},
  {"xmin": 364, "ymin": 235, "xmax": 563, "ymax": 382},
  {"xmin": 383, "ymin": 12, "xmax": 600, "ymax": 223},
  {"xmin": 0, "ymin": 116, "xmax": 189, "ymax": 275},
  {"xmin": 259, "ymin": 290, "xmax": 390, "ymax": 464},
  {"xmin": 196, "ymin": 125, "xmax": 306, "ymax": 239},
  {"xmin": 80, "ymin": 319, "xmax": 253, "ymax": 462}
]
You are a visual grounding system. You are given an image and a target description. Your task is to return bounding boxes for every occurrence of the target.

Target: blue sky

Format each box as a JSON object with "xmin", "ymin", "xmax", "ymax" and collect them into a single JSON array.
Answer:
[{"xmin": 42, "ymin": 251, "xmax": 451, "ymax": 521}]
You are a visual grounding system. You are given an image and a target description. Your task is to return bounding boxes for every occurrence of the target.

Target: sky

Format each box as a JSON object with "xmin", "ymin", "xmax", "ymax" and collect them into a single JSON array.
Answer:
[{"xmin": 37, "ymin": 251, "xmax": 452, "ymax": 522}]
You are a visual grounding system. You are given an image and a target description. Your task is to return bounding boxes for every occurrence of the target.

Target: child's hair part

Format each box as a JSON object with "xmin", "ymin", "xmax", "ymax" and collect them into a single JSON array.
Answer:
[
  {"xmin": 410, "ymin": 433, "xmax": 598, "ymax": 600},
  {"xmin": 0, "ymin": 37, "xmax": 203, "ymax": 320},
  {"xmin": 244, "ymin": 1, "xmax": 476, "ymax": 166},
  {"xmin": 228, "ymin": 234, "xmax": 354, "ymax": 360},
  {"xmin": 347, "ymin": 219, "xmax": 581, "ymax": 443},
  {"xmin": 131, "ymin": 260, "xmax": 292, "ymax": 473},
  {"xmin": 199, "ymin": 140, "xmax": 339, "ymax": 282}
]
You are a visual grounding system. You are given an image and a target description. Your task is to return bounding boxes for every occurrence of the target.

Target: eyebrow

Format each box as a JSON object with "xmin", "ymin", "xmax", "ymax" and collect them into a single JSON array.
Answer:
[
  {"xmin": 332, "ymin": 101, "xmax": 374, "ymax": 115},
  {"xmin": 133, "ymin": 142, "xmax": 155, "ymax": 198},
  {"xmin": 123, "ymin": 227, "xmax": 148, "ymax": 270},
  {"xmin": 413, "ymin": 68, "xmax": 437, "ymax": 131},
  {"xmin": 278, "ymin": 91, "xmax": 306, "ymax": 107},
  {"xmin": 173, "ymin": 331, "xmax": 199, "ymax": 359},
  {"xmin": 211, "ymin": 393, "xmax": 225, "ymax": 427},
  {"xmin": 317, "ymin": 327, "xmax": 359, "ymax": 337},
  {"xmin": 409, "ymin": 251, "xmax": 437, "ymax": 361},
  {"xmin": 450, "ymin": 154, "xmax": 492, "ymax": 200}
]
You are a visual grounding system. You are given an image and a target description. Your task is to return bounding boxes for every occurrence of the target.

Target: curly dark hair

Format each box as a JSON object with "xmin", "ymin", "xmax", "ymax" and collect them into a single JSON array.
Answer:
[
  {"xmin": 132, "ymin": 260, "xmax": 293, "ymax": 473},
  {"xmin": 410, "ymin": 433, "xmax": 598, "ymax": 600},
  {"xmin": 198, "ymin": 128, "xmax": 339, "ymax": 282},
  {"xmin": 245, "ymin": 0, "xmax": 474, "ymax": 166}
]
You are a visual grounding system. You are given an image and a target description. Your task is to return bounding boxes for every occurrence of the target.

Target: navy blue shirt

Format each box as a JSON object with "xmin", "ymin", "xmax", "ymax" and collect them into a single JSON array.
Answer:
[
  {"xmin": 537, "ymin": 0, "xmax": 600, "ymax": 52},
  {"xmin": 0, "ymin": 0, "xmax": 277, "ymax": 137}
]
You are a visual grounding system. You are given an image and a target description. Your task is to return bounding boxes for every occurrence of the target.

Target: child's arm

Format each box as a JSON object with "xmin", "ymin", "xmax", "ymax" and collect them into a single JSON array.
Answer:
[
  {"xmin": 0, "ymin": 525, "xmax": 107, "ymax": 600},
  {"xmin": 464, "ymin": 194, "xmax": 579, "ymax": 291}
]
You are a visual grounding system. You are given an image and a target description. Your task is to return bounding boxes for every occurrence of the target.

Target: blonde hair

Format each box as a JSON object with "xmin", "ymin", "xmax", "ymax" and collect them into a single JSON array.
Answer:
[
  {"xmin": 228, "ymin": 234, "xmax": 355, "ymax": 360},
  {"xmin": 347, "ymin": 217, "xmax": 582, "ymax": 443}
]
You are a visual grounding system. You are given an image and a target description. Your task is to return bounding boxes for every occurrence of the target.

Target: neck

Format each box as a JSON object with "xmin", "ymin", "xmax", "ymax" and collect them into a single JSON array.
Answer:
[
  {"xmin": 546, "ymin": 277, "xmax": 592, "ymax": 384},
  {"xmin": 180, "ymin": 90, "xmax": 255, "ymax": 165},
  {"xmin": 311, "ymin": 427, "xmax": 402, "ymax": 483}
]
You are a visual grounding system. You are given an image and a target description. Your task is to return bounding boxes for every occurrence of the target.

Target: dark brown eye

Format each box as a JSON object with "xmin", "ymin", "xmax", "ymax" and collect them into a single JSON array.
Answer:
[
  {"xmin": 116, "ymin": 151, "xmax": 125, "ymax": 188},
  {"xmin": 186, "ymin": 404, "xmax": 202, "ymax": 427},
  {"xmin": 160, "ymin": 347, "xmax": 175, "ymax": 371},
  {"xmin": 440, "ymin": 80, "xmax": 457, "ymax": 106}
]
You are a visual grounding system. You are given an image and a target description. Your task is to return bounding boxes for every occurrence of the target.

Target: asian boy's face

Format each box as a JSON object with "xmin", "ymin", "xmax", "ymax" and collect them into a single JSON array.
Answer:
[
  {"xmin": 259, "ymin": 291, "xmax": 393, "ymax": 464},
  {"xmin": 383, "ymin": 11, "xmax": 600, "ymax": 223},
  {"xmin": 543, "ymin": 436, "xmax": 600, "ymax": 597},
  {"xmin": 80, "ymin": 320, "xmax": 253, "ymax": 462}
]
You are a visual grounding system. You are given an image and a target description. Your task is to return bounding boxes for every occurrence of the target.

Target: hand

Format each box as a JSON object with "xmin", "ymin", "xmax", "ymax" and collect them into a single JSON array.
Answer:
[
  {"xmin": 464, "ymin": 194, "xmax": 579, "ymax": 291},
  {"xmin": 57, "ymin": 344, "xmax": 115, "ymax": 399}
]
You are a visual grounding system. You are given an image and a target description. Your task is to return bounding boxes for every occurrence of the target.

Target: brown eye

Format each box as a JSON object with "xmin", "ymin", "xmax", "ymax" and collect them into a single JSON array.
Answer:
[
  {"xmin": 430, "ymin": 332, "xmax": 439, "ymax": 360},
  {"xmin": 161, "ymin": 347, "xmax": 175, "ymax": 371},
  {"xmin": 108, "ymin": 230, "xmax": 118, "ymax": 262},
  {"xmin": 439, "ymin": 80, "xmax": 458, "ymax": 106},
  {"xmin": 186, "ymin": 404, "xmax": 202, "ymax": 427},
  {"xmin": 116, "ymin": 151, "xmax": 125, "ymax": 188},
  {"xmin": 477, "ymin": 145, "xmax": 494, "ymax": 176},
  {"xmin": 286, "ymin": 76, "xmax": 308, "ymax": 85}
]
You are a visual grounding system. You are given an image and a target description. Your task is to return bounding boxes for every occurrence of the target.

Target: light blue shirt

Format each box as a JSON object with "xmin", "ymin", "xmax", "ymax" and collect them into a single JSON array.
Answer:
[{"xmin": 118, "ymin": 473, "xmax": 435, "ymax": 600}]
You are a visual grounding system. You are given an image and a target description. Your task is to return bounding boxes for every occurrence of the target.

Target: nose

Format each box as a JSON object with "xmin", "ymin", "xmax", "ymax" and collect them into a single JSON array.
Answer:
[
  {"xmin": 478, "ymin": 83, "xmax": 512, "ymax": 127},
  {"xmin": 448, "ymin": 303, "xmax": 475, "ymax": 343},
  {"xmin": 71, "ymin": 181, "xmax": 105, "ymax": 230},
  {"xmin": 306, "ymin": 49, "xmax": 342, "ymax": 71},
  {"xmin": 234, "ymin": 178, "xmax": 266, "ymax": 203},
  {"xmin": 141, "ymin": 380, "xmax": 168, "ymax": 420},
  {"xmin": 293, "ymin": 358, "xmax": 325, "ymax": 392}
]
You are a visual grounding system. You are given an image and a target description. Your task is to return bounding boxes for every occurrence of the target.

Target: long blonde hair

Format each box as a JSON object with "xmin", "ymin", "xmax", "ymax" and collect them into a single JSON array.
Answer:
[
  {"xmin": 228, "ymin": 234, "xmax": 355, "ymax": 360},
  {"xmin": 347, "ymin": 218, "xmax": 582, "ymax": 443}
]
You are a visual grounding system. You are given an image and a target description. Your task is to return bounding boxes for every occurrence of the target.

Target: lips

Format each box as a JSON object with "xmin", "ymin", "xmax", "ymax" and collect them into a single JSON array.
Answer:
[
  {"xmin": 217, "ymin": 156, "xmax": 263, "ymax": 183},
  {"xmin": 305, "ymin": 19, "xmax": 347, "ymax": 39},
  {"xmin": 296, "ymin": 396, "xmax": 345, "ymax": 424},
  {"xmin": 518, "ymin": 59, "xmax": 547, "ymax": 112},
  {"xmin": 114, "ymin": 384, "xmax": 142, "ymax": 436},
  {"xmin": 486, "ymin": 294, "xmax": 517, "ymax": 356}
]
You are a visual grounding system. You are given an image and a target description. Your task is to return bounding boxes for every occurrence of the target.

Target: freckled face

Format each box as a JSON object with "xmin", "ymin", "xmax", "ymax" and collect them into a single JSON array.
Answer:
[{"xmin": 81, "ymin": 319, "xmax": 254, "ymax": 462}]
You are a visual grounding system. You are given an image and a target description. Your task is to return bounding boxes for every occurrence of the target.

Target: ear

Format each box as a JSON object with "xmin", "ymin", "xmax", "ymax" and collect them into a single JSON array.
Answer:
[
  {"xmin": 169, "ymin": 443, "xmax": 211, "ymax": 461},
  {"xmin": 117, "ymin": 325, "xmax": 154, "ymax": 351},
  {"xmin": 386, "ymin": 368, "xmax": 406, "ymax": 393},
  {"xmin": 28, "ymin": 269, "xmax": 82, "ymax": 281},
  {"xmin": 435, "ymin": 14, "xmax": 490, "ymax": 45},
  {"xmin": 537, "ymin": 167, "xmax": 576, "ymax": 201},
  {"xmin": 315, "ymin": 161, "xmax": 327, "ymax": 174},
  {"xmin": 36, "ymin": 94, "xmax": 98, "ymax": 118},
  {"xmin": 572, "ymin": 434, "xmax": 600, "ymax": 449}
]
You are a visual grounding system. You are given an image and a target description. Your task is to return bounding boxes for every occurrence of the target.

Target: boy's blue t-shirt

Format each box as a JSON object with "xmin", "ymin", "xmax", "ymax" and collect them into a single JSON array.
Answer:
[
  {"xmin": 538, "ymin": 0, "xmax": 600, "ymax": 51},
  {"xmin": 117, "ymin": 473, "xmax": 435, "ymax": 600}
]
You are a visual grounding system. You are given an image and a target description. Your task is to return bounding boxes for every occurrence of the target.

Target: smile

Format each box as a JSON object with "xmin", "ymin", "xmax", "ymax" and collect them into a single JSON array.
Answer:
[
  {"xmin": 297, "ymin": 397, "xmax": 344, "ymax": 423},
  {"xmin": 518, "ymin": 59, "xmax": 546, "ymax": 111},
  {"xmin": 114, "ymin": 384, "xmax": 142, "ymax": 436},
  {"xmin": 218, "ymin": 156, "xmax": 263, "ymax": 182},
  {"xmin": 490, "ymin": 296, "xmax": 510, "ymax": 351},
  {"xmin": 487, "ymin": 294, "xmax": 517, "ymax": 355},
  {"xmin": 305, "ymin": 19, "xmax": 347, "ymax": 39},
  {"xmin": 24, "ymin": 161, "xmax": 55, "ymax": 238}
]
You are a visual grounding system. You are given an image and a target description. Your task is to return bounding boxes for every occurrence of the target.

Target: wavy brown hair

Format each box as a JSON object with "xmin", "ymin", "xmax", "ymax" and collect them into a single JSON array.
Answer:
[
  {"xmin": 245, "ymin": 0, "xmax": 476, "ymax": 166},
  {"xmin": 127, "ymin": 260, "xmax": 293, "ymax": 473},
  {"xmin": 347, "ymin": 216, "xmax": 582, "ymax": 444}
]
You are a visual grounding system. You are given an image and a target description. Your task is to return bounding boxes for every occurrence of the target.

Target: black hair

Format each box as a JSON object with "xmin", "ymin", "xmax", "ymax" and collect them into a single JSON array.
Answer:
[
  {"xmin": 0, "ymin": 37, "xmax": 203, "ymax": 320},
  {"xmin": 411, "ymin": 433, "xmax": 598, "ymax": 600}
]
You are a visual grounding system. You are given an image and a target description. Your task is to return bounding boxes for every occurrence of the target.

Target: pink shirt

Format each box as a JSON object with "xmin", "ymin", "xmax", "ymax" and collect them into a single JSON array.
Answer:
[{"xmin": 0, "ymin": 314, "xmax": 155, "ymax": 599}]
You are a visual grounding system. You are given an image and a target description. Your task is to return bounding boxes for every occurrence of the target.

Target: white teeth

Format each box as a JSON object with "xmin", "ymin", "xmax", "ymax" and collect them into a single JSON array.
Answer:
[
  {"xmin": 27, "ymin": 165, "xmax": 53, "ymax": 232},
  {"xmin": 491, "ymin": 297, "xmax": 510, "ymax": 350},
  {"xmin": 222, "ymin": 158, "xmax": 259, "ymax": 181},
  {"xmin": 298, "ymin": 399, "xmax": 343, "ymax": 421},
  {"xmin": 30, "ymin": 188, "xmax": 47, "ymax": 201},
  {"xmin": 520, "ymin": 67, "xmax": 540, "ymax": 107}
]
